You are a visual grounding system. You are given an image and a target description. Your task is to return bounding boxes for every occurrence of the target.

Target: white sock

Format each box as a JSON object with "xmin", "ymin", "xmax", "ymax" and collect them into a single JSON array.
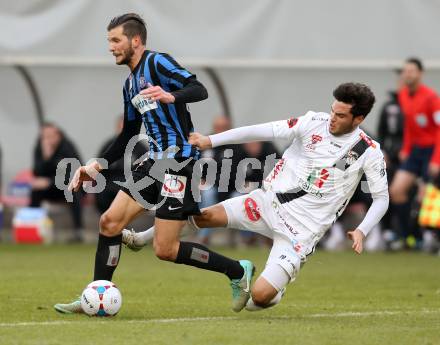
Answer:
[
  {"xmin": 245, "ymin": 289, "xmax": 284, "ymax": 311},
  {"xmin": 135, "ymin": 216, "xmax": 200, "ymax": 246},
  {"xmin": 136, "ymin": 226, "xmax": 155, "ymax": 245}
]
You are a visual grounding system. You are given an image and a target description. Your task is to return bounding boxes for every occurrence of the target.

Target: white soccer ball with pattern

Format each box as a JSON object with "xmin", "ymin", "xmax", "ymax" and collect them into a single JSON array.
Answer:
[{"xmin": 81, "ymin": 280, "xmax": 122, "ymax": 316}]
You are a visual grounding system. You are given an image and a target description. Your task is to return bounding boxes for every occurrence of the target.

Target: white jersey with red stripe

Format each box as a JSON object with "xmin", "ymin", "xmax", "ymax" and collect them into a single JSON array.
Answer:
[{"xmin": 263, "ymin": 111, "xmax": 387, "ymax": 236}]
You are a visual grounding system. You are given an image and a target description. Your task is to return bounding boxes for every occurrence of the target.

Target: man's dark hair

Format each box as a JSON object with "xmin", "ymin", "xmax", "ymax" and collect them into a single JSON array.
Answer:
[
  {"xmin": 405, "ymin": 57, "xmax": 424, "ymax": 72},
  {"xmin": 107, "ymin": 13, "xmax": 147, "ymax": 45},
  {"xmin": 333, "ymin": 82, "xmax": 376, "ymax": 118}
]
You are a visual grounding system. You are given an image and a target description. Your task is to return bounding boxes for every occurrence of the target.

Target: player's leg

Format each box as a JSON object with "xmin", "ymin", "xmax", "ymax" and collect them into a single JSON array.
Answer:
[
  {"xmin": 246, "ymin": 235, "xmax": 301, "ymax": 311},
  {"xmin": 153, "ymin": 212, "xmax": 253, "ymax": 312},
  {"xmin": 122, "ymin": 191, "xmax": 272, "ymax": 250},
  {"xmin": 123, "ymin": 190, "xmax": 273, "ymax": 250},
  {"xmin": 245, "ymin": 270, "xmax": 288, "ymax": 311},
  {"xmin": 122, "ymin": 203, "xmax": 229, "ymax": 250},
  {"xmin": 390, "ymin": 169, "xmax": 417, "ymax": 241},
  {"xmin": 146, "ymin": 158, "xmax": 254, "ymax": 311},
  {"xmin": 54, "ymin": 191, "xmax": 144, "ymax": 314},
  {"xmin": 390, "ymin": 169, "xmax": 417, "ymax": 203},
  {"xmin": 94, "ymin": 190, "xmax": 144, "ymax": 281}
]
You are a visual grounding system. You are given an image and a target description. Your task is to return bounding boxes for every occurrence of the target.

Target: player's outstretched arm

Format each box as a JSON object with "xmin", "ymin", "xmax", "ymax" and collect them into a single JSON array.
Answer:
[
  {"xmin": 68, "ymin": 160, "xmax": 103, "ymax": 192},
  {"xmin": 347, "ymin": 229, "xmax": 365, "ymax": 254},
  {"xmin": 195, "ymin": 122, "xmax": 276, "ymax": 149}
]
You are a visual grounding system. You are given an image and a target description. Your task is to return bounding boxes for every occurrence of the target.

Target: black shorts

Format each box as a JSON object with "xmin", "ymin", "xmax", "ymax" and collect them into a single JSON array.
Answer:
[
  {"xmin": 399, "ymin": 146, "xmax": 434, "ymax": 182},
  {"xmin": 119, "ymin": 158, "xmax": 201, "ymax": 221}
]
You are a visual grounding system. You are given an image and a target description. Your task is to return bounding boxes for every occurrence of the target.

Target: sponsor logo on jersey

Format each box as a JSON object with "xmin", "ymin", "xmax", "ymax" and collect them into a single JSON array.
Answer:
[
  {"xmin": 305, "ymin": 134, "xmax": 323, "ymax": 151},
  {"xmin": 312, "ymin": 116, "xmax": 328, "ymax": 121},
  {"xmin": 311, "ymin": 134, "xmax": 322, "ymax": 144},
  {"xmin": 272, "ymin": 201, "xmax": 300, "ymax": 235},
  {"xmin": 330, "ymin": 141, "xmax": 342, "ymax": 148},
  {"xmin": 295, "ymin": 168, "xmax": 329, "ymax": 198},
  {"xmin": 244, "ymin": 197, "xmax": 261, "ymax": 222},
  {"xmin": 265, "ymin": 158, "xmax": 285, "ymax": 184},
  {"xmin": 307, "ymin": 168, "xmax": 329, "ymax": 188},
  {"xmin": 297, "ymin": 178, "xmax": 323, "ymax": 198},
  {"xmin": 287, "ymin": 117, "xmax": 298, "ymax": 128}
]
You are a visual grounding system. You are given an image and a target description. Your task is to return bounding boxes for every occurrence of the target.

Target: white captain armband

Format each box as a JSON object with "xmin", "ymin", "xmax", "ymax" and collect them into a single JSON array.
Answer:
[{"xmin": 131, "ymin": 93, "xmax": 158, "ymax": 114}]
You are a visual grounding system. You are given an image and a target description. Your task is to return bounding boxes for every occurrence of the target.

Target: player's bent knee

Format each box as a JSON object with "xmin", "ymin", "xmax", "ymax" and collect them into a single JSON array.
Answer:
[
  {"xmin": 153, "ymin": 241, "xmax": 178, "ymax": 262},
  {"xmin": 99, "ymin": 213, "xmax": 122, "ymax": 236},
  {"xmin": 390, "ymin": 187, "xmax": 405, "ymax": 203},
  {"xmin": 194, "ymin": 208, "xmax": 215, "ymax": 227},
  {"xmin": 389, "ymin": 182, "xmax": 401, "ymax": 198},
  {"xmin": 251, "ymin": 286, "xmax": 276, "ymax": 306},
  {"xmin": 195, "ymin": 205, "xmax": 227, "ymax": 228}
]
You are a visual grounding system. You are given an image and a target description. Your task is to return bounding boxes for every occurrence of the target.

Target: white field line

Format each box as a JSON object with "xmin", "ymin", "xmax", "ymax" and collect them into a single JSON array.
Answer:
[
  {"xmin": 0, "ymin": 317, "xmax": 237, "ymax": 328},
  {"xmin": 0, "ymin": 310, "xmax": 438, "ymax": 328}
]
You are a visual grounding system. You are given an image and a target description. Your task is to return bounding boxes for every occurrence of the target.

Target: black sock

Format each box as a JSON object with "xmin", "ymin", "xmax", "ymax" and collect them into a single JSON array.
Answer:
[
  {"xmin": 394, "ymin": 202, "xmax": 411, "ymax": 239},
  {"xmin": 93, "ymin": 233, "xmax": 122, "ymax": 281},
  {"xmin": 175, "ymin": 241, "xmax": 244, "ymax": 280}
]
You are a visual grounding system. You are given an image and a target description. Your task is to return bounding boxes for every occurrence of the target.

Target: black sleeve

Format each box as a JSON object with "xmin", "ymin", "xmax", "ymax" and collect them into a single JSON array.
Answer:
[
  {"xmin": 171, "ymin": 76, "xmax": 208, "ymax": 104},
  {"xmin": 102, "ymin": 114, "xmax": 142, "ymax": 166},
  {"xmin": 155, "ymin": 54, "xmax": 208, "ymax": 104}
]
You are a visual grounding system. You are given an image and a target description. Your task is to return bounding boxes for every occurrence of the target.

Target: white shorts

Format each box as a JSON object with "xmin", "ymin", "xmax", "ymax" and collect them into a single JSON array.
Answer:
[{"xmin": 222, "ymin": 188, "xmax": 319, "ymax": 283}]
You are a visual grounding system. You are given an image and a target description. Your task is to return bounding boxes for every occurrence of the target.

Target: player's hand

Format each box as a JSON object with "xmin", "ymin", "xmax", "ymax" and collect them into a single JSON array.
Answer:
[
  {"xmin": 398, "ymin": 151, "xmax": 408, "ymax": 162},
  {"xmin": 68, "ymin": 161, "xmax": 102, "ymax": 192},
  {"xmin": 31, "ymin": 177, "xmax": 51, "ymax": 191},
  {"xmin": 428, "ymin": 163, "xmax": 440, "ymax": 180},
  {"xmin": 140, "ymin": 83, "xmax": 175, "ymax": 104},
  {"xmin": 347, "ymin": 229, "xmax": 365, "ymax": 254},
  {"xmin": 189, "ymin": 132, "xmax": 212, "ymax": 150}
]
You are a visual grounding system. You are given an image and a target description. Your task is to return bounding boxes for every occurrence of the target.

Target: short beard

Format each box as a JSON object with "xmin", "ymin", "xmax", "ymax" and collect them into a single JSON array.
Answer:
[
  {"xmin": 333, "ymin": 122, "xmax": 357, "ymax": 136},
  {"xmin": 117, "ymin": 45, "xmax": 135, "ymax": 66}
]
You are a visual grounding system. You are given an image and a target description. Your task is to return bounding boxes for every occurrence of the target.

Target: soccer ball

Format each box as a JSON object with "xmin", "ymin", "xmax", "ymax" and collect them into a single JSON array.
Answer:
[{"xmin": 80, "ymin": 280, "xmax": 122, "ymax": 316}]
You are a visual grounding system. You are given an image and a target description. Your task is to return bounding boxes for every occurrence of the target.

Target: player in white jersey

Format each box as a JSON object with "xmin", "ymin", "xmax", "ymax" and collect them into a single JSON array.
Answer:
[{"xmin": 123, "ymin": 82, "xmax": 389, "ymax": 311}]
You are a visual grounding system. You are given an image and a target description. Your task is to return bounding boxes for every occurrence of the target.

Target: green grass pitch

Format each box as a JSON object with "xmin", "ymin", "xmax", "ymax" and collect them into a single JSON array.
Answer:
[{"xmin": 0, "ymin": 244, "xmax": 439, "ymax": 345}]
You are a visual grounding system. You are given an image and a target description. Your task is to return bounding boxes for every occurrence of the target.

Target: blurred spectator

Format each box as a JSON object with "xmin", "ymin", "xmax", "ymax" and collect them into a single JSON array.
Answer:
[
  {"xmin": 376, "ymin": 70, "xmax": 405, "ymax": 246},
  {"xmin": 95, "ymin": 116, "xmax": 149, "ymax": 214},
  {"xmin": 242, "ymin": 141, "xmax": 281, "ymax": 189},
  {"xmin": 377, "ymin": 69, "xmax": 404, "ymax": 173},
  {"xmin": 389, "ymin": 57, "xmax": 440, "ymax": 249},
  {"xmin": 0, "ymin": 143, "xmax": 3, "ymax": 236},
  {"xmin": 30, "ymin": 123, "xmax": 83, "ymax": 242}
]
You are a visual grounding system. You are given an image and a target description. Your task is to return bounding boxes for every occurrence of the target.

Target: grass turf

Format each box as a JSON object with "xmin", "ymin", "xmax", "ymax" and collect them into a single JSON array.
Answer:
[{"xmin": 0, "ymin": 244, "xmax": 439, "ymax": 345}]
